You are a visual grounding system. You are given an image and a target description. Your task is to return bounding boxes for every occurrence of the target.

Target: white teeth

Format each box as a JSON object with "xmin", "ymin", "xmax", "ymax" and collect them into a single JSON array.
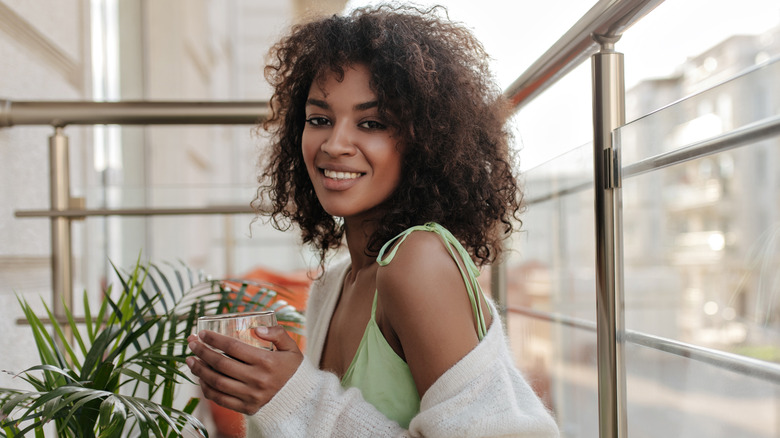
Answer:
[{"xmin": 323, "ymin": 169, "xmax": 362, "ymax": 180}]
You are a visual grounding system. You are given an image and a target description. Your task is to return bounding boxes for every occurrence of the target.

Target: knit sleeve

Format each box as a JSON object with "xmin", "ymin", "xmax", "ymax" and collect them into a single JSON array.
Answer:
[
  {"xmin": 409, "ymin": 314, "xmax": 560, "ymax": 438},
  {"xmin": 244, "ymin": 317, "xmax": 559, "ymax": 438},
  {"xmin": 245, "ymin": 358, "xmax": 409, "ymax": 437},
  {"xmin": 244, "ymin": 260, "xmax": 558, "ymax": 437},
  {"xmin": 244, "ymin": 257, "xmax": 411, "ymax": 437}
]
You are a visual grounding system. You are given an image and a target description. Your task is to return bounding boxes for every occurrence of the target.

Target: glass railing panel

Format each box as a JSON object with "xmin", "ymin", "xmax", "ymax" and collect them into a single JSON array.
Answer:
[
  {"xmin": 72, "ymin": 212, "xmax": 317, "ymax": 305},
  {"xmin": 507, "ymin": 141, "xmax": 596, "ymax": 434},
  {"xmin": 68, "ymin": 123, "xmax": 289, "ymax": 296},
  {"xmin": 508, "ymin": 314, "xmax": 598, "ymax": 437},
  {"xmin": 84, "ymin": 125, "xmax": 262, "ymax": 209},
  {"xmin": 618, "ymin": 54, "xmax": 780, "ymax": 436},
  {"xmin": 511, "ymin": 142, "xmax": 595, "ymax": 322},
  {"xmin": 620, "ymin": 56, "xmax": 780, "ymax": 169},
  {"xmin": 82, "ymin": 184, "xmax": 259, "ymax": 209},
  {"xmin": 618, "ymin": 57, "xmax": 780, "ymax": 359},
  {"xmin": 620, "ymin": 143, "xmax": 780, "ymax": 359},
  {"xmin": 511, "ymin": 62, "xmax": 593, "ymax": 172},
  {"xmin": 625, "ymin": 342, "xmax": 780, "ymax": 437}
]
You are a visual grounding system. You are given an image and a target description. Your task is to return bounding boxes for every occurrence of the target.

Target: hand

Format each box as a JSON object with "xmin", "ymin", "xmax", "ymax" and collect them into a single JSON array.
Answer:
[{"xmin": 186, "ymin": 325, "xmax": 303, "ymax": 415}]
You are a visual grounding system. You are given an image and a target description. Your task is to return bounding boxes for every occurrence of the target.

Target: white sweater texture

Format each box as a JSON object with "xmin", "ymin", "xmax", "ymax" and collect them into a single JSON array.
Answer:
[{"xmin": 245, "ymin": 257, "xmax": 560, "ymax": 437}]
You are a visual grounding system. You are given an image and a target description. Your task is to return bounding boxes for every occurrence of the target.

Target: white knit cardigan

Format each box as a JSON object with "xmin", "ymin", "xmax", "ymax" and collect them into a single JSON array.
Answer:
[{"xmin": 245, "ymin": 257, "xmax": 560, "ymax": 437}]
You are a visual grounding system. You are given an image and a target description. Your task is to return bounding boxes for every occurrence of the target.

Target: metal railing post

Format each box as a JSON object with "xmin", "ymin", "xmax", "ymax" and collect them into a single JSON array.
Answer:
[
  {"xmin": 490, "ymin": 258, "xmax": 507, "ymax": 323},
  {"xmin": 591, "ymin": 36, "xmax": 627, "ymax": 438},
  {"xmin": 49, "ymin": 126, "xmax": 74, "ymax": 339}
]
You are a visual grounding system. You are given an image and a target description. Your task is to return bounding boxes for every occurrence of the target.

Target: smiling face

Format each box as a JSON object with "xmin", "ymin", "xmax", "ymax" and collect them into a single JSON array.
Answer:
[{"xmin": 302, "ymin": 64, "xmax": 403, "ymax": 222}]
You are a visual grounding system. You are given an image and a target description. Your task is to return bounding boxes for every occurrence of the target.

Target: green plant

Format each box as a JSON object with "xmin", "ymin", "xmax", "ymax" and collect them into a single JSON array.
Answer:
[{"xmin": 0, "ymin": 258, "xmax": 305, "ymax": 437}]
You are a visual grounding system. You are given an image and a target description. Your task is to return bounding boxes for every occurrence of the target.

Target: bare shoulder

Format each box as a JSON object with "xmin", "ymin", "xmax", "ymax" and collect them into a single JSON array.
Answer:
[
  {"xmin": 375, "ymin": 228, "xmax": 485, "ymax": 395},
  {"xmin": 376, "ymin": 229, "xmax": 463, "ymax": 302},
  {"xmin": 375, "ymin": 228, "xmax": 476, "ymax": 341}
]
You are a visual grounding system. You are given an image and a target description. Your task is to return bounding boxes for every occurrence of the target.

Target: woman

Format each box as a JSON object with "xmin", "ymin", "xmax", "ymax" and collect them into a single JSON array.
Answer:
[{"xmin": 187, "ymin": 5, "xmax": 559, "ymax": 437}]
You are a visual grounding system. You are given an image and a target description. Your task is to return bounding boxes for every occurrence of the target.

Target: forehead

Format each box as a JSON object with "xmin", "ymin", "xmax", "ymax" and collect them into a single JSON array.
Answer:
[{"xmin": 308, "ymin": 64, "xmax": 375, "ymax": 98}]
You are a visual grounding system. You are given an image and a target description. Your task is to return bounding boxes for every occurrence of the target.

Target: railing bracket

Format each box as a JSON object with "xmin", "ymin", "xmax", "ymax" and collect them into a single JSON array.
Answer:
[{"xmin": 603, "ymin": 147, "xmax": 621, "ymax": 189}]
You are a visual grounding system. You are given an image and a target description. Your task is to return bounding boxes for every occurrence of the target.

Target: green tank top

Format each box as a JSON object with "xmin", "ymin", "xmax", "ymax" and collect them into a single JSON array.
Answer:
[{"xmin": 340, "ymin": 222, "xmax": 489, "ymax": 428}]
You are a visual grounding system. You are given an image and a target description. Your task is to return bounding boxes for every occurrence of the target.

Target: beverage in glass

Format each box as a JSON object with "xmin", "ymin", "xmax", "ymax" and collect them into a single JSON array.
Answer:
[{"xmin": 197, "ymin": 311, "xmax": 277, "ymax": 351}]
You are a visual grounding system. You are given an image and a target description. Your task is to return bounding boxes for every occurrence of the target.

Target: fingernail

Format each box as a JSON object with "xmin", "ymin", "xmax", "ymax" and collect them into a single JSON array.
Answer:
[
  {"xmin": 186, "ymin": 357, "xmax": 194, "ymax": 368},
  {"xmin": 255, "ymin": 326, "xmax": 269, "ymax": 335},
  {"xmin": 188, "ymin": 342, "xmax": 197, "ymax": 351}
]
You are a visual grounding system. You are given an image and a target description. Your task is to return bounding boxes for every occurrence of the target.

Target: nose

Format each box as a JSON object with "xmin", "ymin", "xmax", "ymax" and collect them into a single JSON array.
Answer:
[{"xmin": 320, "ymin": 122, "xmax": 356, "ymax": 157}]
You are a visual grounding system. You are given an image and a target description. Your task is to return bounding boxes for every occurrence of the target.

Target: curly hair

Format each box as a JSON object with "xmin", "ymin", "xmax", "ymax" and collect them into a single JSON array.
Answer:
[{"xmin": 253, "ymin": 4, "xmax": 523, "ymax": 267}]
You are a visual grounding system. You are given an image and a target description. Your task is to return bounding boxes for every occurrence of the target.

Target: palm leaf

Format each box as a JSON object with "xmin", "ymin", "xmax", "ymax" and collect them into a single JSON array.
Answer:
[
  {"xmin": 40, "ymin": 299, "xmax": 83, "ymax": 370},
  {"xmin": 1, "ymin": 257, "xmax": 306, "ymax": 437},
  {"xmin": 17, "ymin": 297, "xmax": 64, "ymax": 369}
]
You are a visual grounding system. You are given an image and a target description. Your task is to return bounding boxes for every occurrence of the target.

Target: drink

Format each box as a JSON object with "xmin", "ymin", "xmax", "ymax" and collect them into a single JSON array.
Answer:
[
  {"xmin": 197, "ymin": 311, "xmax": 277, "ymax": 352},
  {"xmin": 232, "ymin": 328, "xmax": 274, "ymax": 350}
]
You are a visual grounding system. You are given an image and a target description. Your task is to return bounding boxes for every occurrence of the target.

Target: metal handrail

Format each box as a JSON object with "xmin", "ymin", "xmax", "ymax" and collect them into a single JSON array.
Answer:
[
  {"xmin": 624, "ymin": 330, "xmax": 780, "ymax": 385},
  {"xmin": 0, "ymin": 99, "xmax": 268, "ymax": 127},
  {"xmin": 508, "ymin": 306, "xmax": 597, "ymax": 332},
  {"xmin": 0, "ymin": 102, "xmax": 269, "ymax": 355},
  {"xmin": 504, "ymin": 0, "xmax": 664, "ymax": 110},
  {"xmin": 522, "ymin": 114, "xmax": 780, "ymax": 205},
  {"xmin": 15, "ymin": 205, "xmax": 255, "ymax": 218},
  {"xmin": 622, "ymin": 114, "xmax": 780, "ymax": 178},
  {"xmin": 507, "ymin": 306, "xmax": 780, "ymax": 385}
]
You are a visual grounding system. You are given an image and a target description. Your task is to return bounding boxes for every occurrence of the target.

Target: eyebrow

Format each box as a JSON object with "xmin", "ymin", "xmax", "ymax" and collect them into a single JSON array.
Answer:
[
  {"xmin": 305, "ymin": 98, "xmax": 379, "ymax": 112},
  {"xmin": 354, "ymin": 100, "xmax": 378, "ymax": 111}
]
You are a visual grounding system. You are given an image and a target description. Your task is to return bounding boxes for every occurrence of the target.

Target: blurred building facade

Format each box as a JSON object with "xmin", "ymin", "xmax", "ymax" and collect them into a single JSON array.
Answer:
[
  {"xmin": 622, "ymin": 26, "xmax": 780, "ymax": 351},
  {"xmin": 508, "ymin": 25, "xmax": 780, "ymax": 437}
]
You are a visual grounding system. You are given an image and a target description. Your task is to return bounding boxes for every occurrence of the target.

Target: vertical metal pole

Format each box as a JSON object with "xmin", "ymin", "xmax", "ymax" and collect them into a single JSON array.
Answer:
[
  {"xmin": 50, "ymin": 126, "xmax": 73, "ymax": 340},
  {"xmin": 224, "ymin": 215, "xmax": 235, "ymax": 277},
  {"xmin": 491, "ymin": 259, "xmax": 507, "ymax": 323},
  {"xmin": 592, "ymin": 36, "xmax": 627, "ymax": 438}
]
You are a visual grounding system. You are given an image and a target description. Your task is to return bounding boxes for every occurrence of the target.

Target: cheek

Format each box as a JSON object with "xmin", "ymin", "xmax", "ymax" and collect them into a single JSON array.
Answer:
[
  {"xmin": 384, "ymin": 150, "xmax": 404, "ymax": 189},
  {"xmin": 301, "ymin": 133, "xmax": 317, "ymax": 168}
]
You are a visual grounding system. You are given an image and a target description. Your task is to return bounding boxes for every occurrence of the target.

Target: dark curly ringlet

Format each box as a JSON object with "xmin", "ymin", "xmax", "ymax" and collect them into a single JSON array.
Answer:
[{"xmin": 253, "ymin": 3, "xmax": 523, "ymax": 267}]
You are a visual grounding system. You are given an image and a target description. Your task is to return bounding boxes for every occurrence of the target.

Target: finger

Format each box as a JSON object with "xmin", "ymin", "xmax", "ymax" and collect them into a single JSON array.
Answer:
[
  {"xmin": 189, "ymin": 354, "xmax": 271, "ymax": 416},
  {"xmin": 199, "ymin": 377, "xmax": 259, "ymax": 415},
  {"xmin": 199, "ymin": 330, "xmax": 269, "ymax": 365},
  {"xmin": 254, "ymin": 325, "xmax": 301, "ymax": 353},
  {"xmin": 197, "ymin": 329, "xmax": 237, "ymax": 352},
  {"xmin": 186, "ymin": 354, "xmax": 251, "ymax": 399},
  {"xmin": 189, "ymin": 335, "xmax": 252, "ymax": 379}
]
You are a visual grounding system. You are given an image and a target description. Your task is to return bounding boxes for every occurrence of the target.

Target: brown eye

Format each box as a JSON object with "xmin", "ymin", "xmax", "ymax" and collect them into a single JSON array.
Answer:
[
  {"xmin": 306, "ymin": 117, "xmax": 331, "ymax": 126},
  {"xmin": 358, "ymin": 120, "xmax": 386, "ymax": 130}
]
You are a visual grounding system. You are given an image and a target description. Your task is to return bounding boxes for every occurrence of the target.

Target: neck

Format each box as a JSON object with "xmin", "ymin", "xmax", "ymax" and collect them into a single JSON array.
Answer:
[{"xmin": 343, "ymin": 217, "xmax": 378, "ymax": 274}]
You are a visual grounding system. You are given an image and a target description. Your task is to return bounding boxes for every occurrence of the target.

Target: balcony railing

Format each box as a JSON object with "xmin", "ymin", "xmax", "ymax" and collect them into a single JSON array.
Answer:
[{"xmin": 3, "ymin": 1, "xmax": 779, "ymax": 437}]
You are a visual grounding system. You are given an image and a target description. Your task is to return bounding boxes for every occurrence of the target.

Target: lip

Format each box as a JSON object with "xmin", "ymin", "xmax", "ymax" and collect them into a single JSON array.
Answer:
[
  {"xmin": 316, "ymin": 166, "xmax": 365, "ymax": 191},
  {"xmin": 317, "ymin": 162, "xmax": 364, "ymax": 174}
]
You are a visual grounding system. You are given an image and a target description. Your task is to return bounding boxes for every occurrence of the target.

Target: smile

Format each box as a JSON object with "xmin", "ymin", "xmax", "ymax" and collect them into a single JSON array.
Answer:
[{"xmin": 323, "ymin": 169, "xmax": 363, "ymax": 180}]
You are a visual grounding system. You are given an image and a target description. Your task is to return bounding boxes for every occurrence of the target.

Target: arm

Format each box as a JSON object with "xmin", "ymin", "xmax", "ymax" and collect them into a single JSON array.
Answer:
[
  {"xmin": 377, "ymin": 230, "xmax": 559, "ymax": 437},
  {"xmin": 410, "ymin": 316, "xmax": 560, "ymax": 437},
  {"xmin": 190, "ymin": 240, "xmax": 557, "ymax": 437},
  {"xmin": 187, "ymin": 328, "xmax": 410, "ymax": 437},
  {"xmin": 187, "ymin": 259, "xmax": 413, "ymax": 437},
  {"xmin": 186, "ymin": 328, "xmax": 302, "ymax": 415},
  {"xmin": 375, "ymin": 230, "xmax": 490, "ymax": 397},
  {"xmin": 244, "ymin": 350, "xmax": 409, "ymax": 437},
  {"xmin": 243, "ymin": 310, "xmax": 559, "ymax": 438}
]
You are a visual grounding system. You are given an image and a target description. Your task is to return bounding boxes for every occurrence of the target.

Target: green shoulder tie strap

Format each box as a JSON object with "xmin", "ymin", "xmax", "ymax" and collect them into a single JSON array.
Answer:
[{"xmin": 377, "ymin": 222, "xmax": 489, "ymax": 340}]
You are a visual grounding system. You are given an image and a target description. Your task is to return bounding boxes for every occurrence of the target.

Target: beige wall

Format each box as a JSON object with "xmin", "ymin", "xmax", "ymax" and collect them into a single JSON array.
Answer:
[
  {"xmin": 0, "ymin": 0, "xmax": 92, "ymax": 393},
  {"xmin": 0, "ymin": 0, "xmax": 347, "ymax": 397}
]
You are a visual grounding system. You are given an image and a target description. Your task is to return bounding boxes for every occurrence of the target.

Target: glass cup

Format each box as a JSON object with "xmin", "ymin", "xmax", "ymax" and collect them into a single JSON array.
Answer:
[{"xmin": 197, "ymin": 310, "xmax": 277, "ymax": 351}]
